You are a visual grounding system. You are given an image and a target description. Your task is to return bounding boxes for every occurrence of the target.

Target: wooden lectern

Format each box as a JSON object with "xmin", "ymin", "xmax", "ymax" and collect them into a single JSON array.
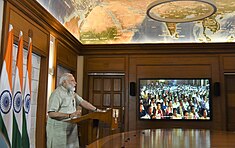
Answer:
[{"xmin": 66, "ymin": 108, "xmax": 119, "ymax": 146}]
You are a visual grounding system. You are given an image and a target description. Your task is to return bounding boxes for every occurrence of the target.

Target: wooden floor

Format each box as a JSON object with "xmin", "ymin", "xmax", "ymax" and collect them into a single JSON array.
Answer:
[{"xmin": 87, "ymin": 129, "xmax": 235, "ymax": 148}]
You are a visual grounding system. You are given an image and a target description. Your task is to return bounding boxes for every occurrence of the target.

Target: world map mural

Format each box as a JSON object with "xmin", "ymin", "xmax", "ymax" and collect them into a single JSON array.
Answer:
[{"xmin": 36, "ymin": 0, "xmax": 235, "ymax": 44}]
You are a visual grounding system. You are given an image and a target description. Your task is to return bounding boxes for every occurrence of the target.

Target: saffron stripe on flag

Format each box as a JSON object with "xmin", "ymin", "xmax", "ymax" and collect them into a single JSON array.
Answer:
[
  {"xmin": 22, "ymin": 37, "xmax": 32, "ymax": 148},
  {"xmin": 12, "ymin": 31, "xmax": 23, "ymax": 148},
  {"xmin": 0, "ymin": 24, "xmax": 14, "ymax": 147}
]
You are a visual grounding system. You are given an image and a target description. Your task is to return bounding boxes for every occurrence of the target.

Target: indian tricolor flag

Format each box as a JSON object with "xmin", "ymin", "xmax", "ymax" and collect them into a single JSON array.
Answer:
[
  {"xmin": 0, "ymin": 24, "xmax": 13, "ymax": 147},
  {"xmin": 12, "ymin": 31, "xmax": 23, "ymax": 148},
  {"xmin": 22, "ymin": 37, "xmax": 32, "ymax": 148}
]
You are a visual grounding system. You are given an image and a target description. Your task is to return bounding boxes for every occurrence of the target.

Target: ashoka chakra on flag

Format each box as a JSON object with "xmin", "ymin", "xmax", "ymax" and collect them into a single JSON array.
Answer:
[
  {"xmin": 24, "ymin": 94, "xmax": 31, "ymax": 114},
  {"xmin": 13, "ymin": 91, "xmax": 22, "ymax": 113},
  {"xmin": 0, "ymin": 90, "xmax": 12, "ymax": 114}
]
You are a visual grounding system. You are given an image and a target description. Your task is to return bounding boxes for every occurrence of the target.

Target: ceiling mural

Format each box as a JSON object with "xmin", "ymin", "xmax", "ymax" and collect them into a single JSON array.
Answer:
[{"xmin": 36, "ymin": 0, "xmax": 235, "ymax": 44}]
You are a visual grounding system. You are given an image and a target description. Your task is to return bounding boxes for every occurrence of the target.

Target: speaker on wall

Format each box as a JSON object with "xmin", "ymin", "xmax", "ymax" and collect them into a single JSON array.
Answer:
[
  {"xmin": 214, "ymin": 82, "xmax": 220, "ymax": 96},
  {"xmin": 130, "ymin": 82, "xmax": 136, "ymax": 96}
]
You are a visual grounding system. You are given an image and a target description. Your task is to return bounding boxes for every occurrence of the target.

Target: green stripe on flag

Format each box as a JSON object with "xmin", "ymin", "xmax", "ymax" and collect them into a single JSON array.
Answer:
[
  {"xmin": 12, "ymin": 114, "xmax": 22, "ymax": 148},
  {"xmin": 22, "ymin": 110, "xmax": 29, "ymax": 148},
  {"xmin": 0, "ymin": 115, "xmax": 11, "ymax": 147}
]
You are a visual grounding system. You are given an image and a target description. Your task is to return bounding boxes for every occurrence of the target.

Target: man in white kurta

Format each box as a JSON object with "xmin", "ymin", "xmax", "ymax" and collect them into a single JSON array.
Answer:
[{"xmin": 46, "ymin": 73, "xmax": 101, "ymax": 148}]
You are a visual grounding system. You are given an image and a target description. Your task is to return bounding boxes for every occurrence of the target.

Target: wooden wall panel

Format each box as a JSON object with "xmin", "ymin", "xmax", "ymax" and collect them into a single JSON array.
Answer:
[
  {"xmin": 223, "ymin": 56, "xmax": 235, "ymax": 72},
  {"xmin": 86, "ymin": 57, "xmax": 125, "ymax": 71},
  {"xmin": 36, "ymin": 57, "xmax": 48, "ymax": 148},
  {"xmin": 137, "ymin": 65, "xmax": 211, "ymax": 78},
  {"xmin": 114, "ymin": 79, "xmax": 121, "ymax": 91},
  {"xmin": 83, "ymin": 54, "xmax": 235, "ymax": 132},
  {"xmin": 113, "ymin": 94, "xmax": 121, "ymax": 106},
  {"xmin": 225, "ymin": 76, "xmax": 235, "ymax": 131},
  {"xmin": 57, "ymin": 41, "xmax": 77, "ymax": 70},
  {"xmin": 103, "ymin": 94, "xmax": 111, "ymax": 106},
  {"xmin": 9, "ymin": 6, "xmax": 49, "ymax": 55},
  {"xmin": 227, "ymin": 94, "xmax": 235, "ymax": 107},
  {"xmin": 94, "ymin": 78, "xmax": 102, "ymax": 91},
  {"xmin": 128, "ymin": 55, "xmax": 221, "ymax": 131},
  {"xmin": 93, "ymin": 94, "xmax": 102, "ymax": 106},
  {"xmin": 104, "ymin": 79, "xmax": 111, "ymax": 91}
]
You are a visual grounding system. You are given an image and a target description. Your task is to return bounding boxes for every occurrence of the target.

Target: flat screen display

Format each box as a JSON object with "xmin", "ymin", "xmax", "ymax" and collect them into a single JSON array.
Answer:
[{"xmin": 139, "ymin": 78, "xmax": 211, "ymax": 120}]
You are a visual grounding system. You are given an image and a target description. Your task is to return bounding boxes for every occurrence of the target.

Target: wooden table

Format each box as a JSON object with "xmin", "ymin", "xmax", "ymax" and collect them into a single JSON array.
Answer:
[{"xmin": 87, "ymin": 128, "xmax": 235, "ymax": 148}]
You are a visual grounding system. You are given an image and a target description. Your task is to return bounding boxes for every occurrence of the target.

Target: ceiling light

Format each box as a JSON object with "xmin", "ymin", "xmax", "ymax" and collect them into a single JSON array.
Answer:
[{"xmin": 147, "ymin": 0, "xmax": 217, "ymax": 23}]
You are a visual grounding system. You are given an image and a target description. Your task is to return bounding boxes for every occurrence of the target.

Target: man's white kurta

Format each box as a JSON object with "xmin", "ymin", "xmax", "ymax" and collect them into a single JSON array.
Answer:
[{"xmin": 46, "ymin": 86, "xmax": 84, "ymax": 148}]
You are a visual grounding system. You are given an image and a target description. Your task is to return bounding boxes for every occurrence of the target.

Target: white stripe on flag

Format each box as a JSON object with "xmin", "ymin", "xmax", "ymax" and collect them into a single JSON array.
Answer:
[
  {"xmin": 0, "ymin": 62, "xmax": 13, "ymax": 146},
  {"xmin": 22, "ymin": 37, "xmax": 32, "ymax": 148},
  {"xmin": 12, "ymin": 31, "xmax": 23, "ymax": 147},
  {"xmin": 0, "ymin": 24, "xmax": 13, "ymax": 147}
]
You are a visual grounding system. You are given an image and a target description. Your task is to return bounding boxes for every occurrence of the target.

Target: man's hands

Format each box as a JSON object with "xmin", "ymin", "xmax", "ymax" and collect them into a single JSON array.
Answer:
[
  {"xmin": 95, "ymin": 108, "xmax": 106, "ymax": 112},
  {"xmin": 69, "ymin": 110, "xmax": 82, "ymax": 119}
]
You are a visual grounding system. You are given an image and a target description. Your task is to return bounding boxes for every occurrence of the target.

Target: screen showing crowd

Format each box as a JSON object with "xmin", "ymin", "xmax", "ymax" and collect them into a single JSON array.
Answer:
[{"xmin": 139, "ymin": 79, "xmax": 211, "ymax": 120}]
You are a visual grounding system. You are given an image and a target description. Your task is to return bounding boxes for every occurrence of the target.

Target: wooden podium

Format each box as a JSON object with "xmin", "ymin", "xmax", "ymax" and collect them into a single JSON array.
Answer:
[{"xmin": 66, "ymin": 108, "xmax": 119, "ymax": 146}]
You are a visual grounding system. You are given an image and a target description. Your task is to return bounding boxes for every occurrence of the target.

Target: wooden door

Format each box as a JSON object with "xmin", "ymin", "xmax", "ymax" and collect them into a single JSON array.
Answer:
[
  {"xmin": 225, "ymin": 75, "xmax": 235, "ymax": 131},
  {"xmin": 88, "ymin": 75, "xmax": 125, "ymax": 136}
]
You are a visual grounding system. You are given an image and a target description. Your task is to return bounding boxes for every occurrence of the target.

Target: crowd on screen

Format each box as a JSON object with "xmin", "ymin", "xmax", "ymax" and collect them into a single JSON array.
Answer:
[{"xmin": 139, "ymin": 80, "xmax": 210, "ymax": 120}]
